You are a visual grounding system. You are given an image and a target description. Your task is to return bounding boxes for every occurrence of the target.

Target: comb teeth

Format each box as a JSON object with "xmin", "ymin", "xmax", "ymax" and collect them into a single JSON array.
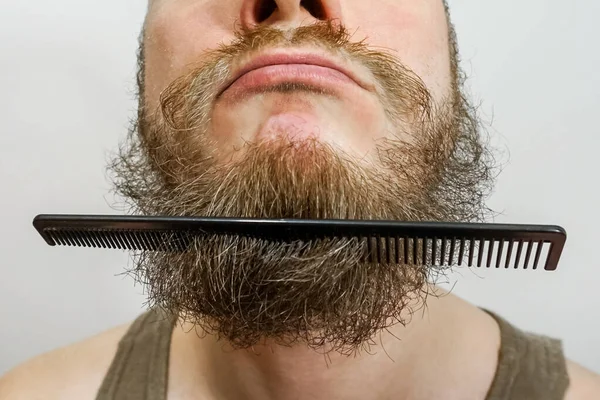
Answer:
[
  {"xmin": 361, "ymin": 237, "xmax": 555, "ymax": 270},
  {"xmin": 44, "ymin": 229, "xmax": 189, "ymax": 252},
  {"xmin": 44, "ymin": 229, "xmax": 557, "ymax": 270}
]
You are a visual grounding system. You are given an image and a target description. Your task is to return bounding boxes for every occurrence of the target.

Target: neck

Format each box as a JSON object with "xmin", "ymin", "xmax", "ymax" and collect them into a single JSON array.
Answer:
[{"xmin": 169, "ymin": 286, "xmax": 500, "ymax": 400}]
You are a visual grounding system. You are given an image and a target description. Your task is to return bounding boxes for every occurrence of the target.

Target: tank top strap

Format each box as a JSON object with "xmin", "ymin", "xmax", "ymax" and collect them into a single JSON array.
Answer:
[
  {"xmin": 96, "ymin": 308, "xmax": 177, "ymax": 400},
  {"xmin": 484, "ymin": 310, "xmax": 570, "ymax": 400}
]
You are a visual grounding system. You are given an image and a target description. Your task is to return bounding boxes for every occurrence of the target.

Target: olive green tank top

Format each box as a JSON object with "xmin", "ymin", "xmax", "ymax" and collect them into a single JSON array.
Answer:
[{"xmin": 96, "ymin": 309, "xmax": 570, "ymax": 400}]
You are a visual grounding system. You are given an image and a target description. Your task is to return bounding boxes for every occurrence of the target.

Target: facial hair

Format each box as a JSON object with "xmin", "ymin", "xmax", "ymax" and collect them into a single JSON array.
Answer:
[{"xmin": 109, "ymin": 20, "xmax": 495, "ymax": 354}]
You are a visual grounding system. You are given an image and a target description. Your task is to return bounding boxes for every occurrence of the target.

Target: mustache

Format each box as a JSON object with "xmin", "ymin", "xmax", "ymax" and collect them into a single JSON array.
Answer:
[{"xmin": 221, "ymin": 20, "xmax": 361, "ymax": 57}]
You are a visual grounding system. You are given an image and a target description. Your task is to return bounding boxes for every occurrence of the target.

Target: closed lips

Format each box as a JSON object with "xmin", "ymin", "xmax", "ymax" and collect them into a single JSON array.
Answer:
[{"xmin": 218, "ymin": 53, "xmax": 371, "ymax": 96}]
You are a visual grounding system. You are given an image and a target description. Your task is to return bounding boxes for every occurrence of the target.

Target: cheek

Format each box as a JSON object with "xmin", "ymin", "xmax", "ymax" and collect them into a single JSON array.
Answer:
[
  {"xmin": 343, "ymin": 2, "xmax": 452, "ymax": 103},
  {"xmin": 143, "ymin": 2, "xmax": 237, "ymax": 110}
]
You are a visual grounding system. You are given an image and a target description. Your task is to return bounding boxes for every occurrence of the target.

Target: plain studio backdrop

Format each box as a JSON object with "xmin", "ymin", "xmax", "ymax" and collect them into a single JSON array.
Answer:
[{"xmin": 0, "ymin": 0, "xmax": 598, "ymax": 375}]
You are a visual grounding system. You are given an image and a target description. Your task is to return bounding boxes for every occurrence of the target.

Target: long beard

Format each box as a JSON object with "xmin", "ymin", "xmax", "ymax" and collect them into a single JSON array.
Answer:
[{"xmin": 109, "ymin": 21, "xmax": 495, "ymax": 354}]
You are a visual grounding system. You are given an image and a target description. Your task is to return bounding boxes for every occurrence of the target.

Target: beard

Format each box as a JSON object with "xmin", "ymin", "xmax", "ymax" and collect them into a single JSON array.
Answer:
[{"xmin": 109, "ymin": 21, "xmax": 495, "ymax": 354}]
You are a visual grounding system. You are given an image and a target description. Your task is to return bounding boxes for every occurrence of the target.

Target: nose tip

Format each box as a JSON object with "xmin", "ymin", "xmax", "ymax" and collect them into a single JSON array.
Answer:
[{"xmin": 240, "ymin": 0, "xmax": 341, "ymax": 30}]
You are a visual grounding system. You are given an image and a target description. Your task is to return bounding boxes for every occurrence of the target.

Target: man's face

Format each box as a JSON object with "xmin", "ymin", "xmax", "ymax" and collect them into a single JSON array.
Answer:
[
  {"xmin": 142, "ymin": 0, "xmax": 453, "ymax": 163},
  {"xmin": 111, "ymin": 0, "xmax": 493, "ymax": 353}
]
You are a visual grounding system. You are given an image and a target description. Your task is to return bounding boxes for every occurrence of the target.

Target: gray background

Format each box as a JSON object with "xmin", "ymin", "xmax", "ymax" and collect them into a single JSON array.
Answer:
[{"xmin": 1, "ymin": 0, "xmax": 598, "ymax": 374}]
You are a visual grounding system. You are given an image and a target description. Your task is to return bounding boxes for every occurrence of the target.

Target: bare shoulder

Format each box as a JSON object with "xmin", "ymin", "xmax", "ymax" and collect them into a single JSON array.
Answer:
[
  {"xmin": 0, "ymin": 322, "xmax": 132, "ymax": 400},
  {"xmin": 565, "ymin": 360, "xmax": 600, "ymax": 400}
]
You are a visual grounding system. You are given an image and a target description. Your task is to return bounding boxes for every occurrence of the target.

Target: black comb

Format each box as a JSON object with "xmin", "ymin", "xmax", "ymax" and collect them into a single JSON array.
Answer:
[{"xmin": 33, "ymin": 214, "xmax": 567, "ymax": 271}]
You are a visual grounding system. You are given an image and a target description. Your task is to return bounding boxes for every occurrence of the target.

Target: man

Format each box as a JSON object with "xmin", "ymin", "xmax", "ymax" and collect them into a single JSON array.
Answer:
[{"xmin": 1, "ymin": 0, "xmax": 599, "ymax": 399}]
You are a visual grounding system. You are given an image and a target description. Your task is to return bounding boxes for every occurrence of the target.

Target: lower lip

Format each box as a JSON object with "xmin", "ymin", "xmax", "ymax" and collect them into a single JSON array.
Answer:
[{"xmin": 221, "ymin": 64, "xmax": 358, "ymax": 97}]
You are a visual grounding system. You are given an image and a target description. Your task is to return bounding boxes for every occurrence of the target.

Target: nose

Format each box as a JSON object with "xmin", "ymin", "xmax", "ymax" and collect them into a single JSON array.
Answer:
[{"xmin": 240, "ymin": 0, "xmax": 342, "ymax": 30}]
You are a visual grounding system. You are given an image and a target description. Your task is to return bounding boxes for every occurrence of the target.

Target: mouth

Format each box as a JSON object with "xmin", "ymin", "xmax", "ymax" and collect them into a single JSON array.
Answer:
[{"xmin": 216, "ymin": 51, "xmax": 374, "ymax": 98}]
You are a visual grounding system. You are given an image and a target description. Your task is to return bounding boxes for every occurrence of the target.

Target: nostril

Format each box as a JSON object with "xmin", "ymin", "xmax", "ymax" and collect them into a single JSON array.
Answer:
[
  {"xmin": 255, "ymin": 0, "xmax": 278, "ymax": 23},
  {"xmin": 300, "ymin": 0, "xmax": 327, "ymax": 20},
  {"xmin": 252, "ymin": 0, "xmax": 328, "ymax": 24}
]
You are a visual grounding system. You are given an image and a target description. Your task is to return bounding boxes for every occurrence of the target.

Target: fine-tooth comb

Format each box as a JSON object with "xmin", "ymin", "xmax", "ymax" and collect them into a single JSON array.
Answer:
[{"xmin": 32, "ymin": 214, "xmax": 567, "ymax": 271}]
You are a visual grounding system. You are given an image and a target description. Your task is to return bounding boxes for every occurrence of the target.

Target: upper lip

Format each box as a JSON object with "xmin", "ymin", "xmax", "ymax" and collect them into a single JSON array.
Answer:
[{"xmin": 217, "ymin": 50, "xmax": 374, "ymax": 96}]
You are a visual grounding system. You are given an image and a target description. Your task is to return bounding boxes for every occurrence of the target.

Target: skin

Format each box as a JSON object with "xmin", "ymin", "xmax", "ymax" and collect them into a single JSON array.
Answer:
[
  {"xmin": 143, "ymin": 0, "xmax": 452, "ymax": 161},
  {"xmin": 1, "ymin": 0, "xmax": 600, "ymax": 398}
]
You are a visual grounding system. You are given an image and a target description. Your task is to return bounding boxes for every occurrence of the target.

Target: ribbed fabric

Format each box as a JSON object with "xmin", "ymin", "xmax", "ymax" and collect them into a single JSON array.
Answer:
[
  {"xmin": 96, "ymin": 309, "xmax": 569, "ymax": 400},
  {"xmin": 96, "ymin": 308, "xmax": 177, "ymax": 400},
  {"xmin": 484, "ymin": 311, "xmax": 569, "ymax": 400}
]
